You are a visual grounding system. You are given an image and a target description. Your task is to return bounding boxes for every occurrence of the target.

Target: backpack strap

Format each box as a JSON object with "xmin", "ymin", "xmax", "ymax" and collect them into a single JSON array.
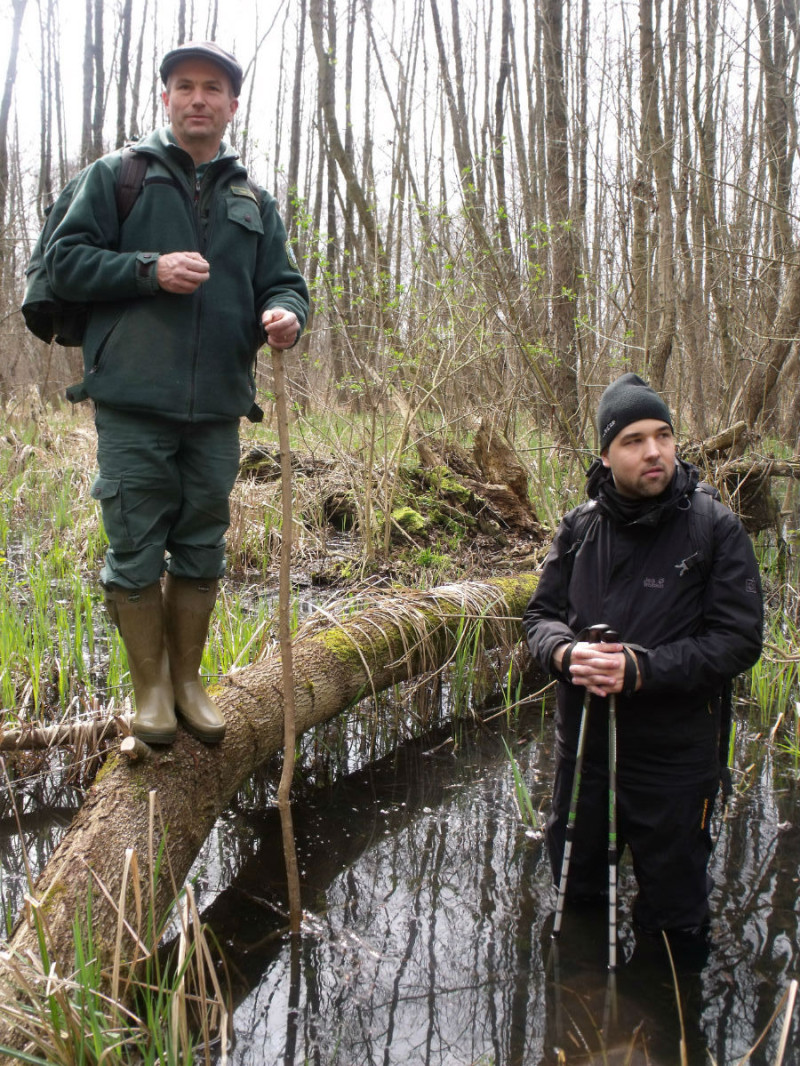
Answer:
[
  {"xmin": 115, "ymin": 146, "xmax": 149, "ymax": 223},
  {"xmin": 675, "ymin": 483, "xmax": 718, "ymax": 581},
  {"xmin": 558, "ymin": 501, "xmax": 601, "ymax": 619},
  {"xmin": 683, "ymin": 483, "xmax": 737, "ymax": 797}
]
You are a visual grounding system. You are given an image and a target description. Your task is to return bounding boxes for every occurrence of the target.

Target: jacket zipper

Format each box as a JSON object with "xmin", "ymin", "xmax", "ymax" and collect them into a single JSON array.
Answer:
[
  {"xmin": 189, "ymin": 167, "xmax": 203, "ymax": 421},
  {"xmin": 187, "ymin": 162, "xmax": 226, "ymax": 420},
  {"xmin": 165, "ymin": 152, "xmax": 241, "ymax": 420}
]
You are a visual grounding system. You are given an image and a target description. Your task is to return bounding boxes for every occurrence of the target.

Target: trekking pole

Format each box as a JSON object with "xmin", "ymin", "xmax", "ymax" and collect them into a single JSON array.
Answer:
[
  {"xmin": 605, "ymin": 628, "xmax": 620, "ymax": 973},
  {"xmin": 552, "ymin": 623, "xmax": 611, "ymax": 939}
]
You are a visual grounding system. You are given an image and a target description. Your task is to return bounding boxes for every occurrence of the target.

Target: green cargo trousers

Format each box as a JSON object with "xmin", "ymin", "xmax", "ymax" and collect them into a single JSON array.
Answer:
[{"xmin": 90, "ymin": 404, "xmax": 241, "ymax": 589}]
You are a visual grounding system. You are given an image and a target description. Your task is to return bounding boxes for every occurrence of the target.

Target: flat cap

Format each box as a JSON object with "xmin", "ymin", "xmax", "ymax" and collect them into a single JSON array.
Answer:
[{"xmin": 160, "ymin": 41, "xmax": 243, "ymax": 96}]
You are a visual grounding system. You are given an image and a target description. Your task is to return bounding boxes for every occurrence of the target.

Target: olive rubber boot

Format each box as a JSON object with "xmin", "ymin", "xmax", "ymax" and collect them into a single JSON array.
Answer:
[
  {"xmin": 163, "ymin": 574, "xmax": 226, "ymax": 743},
  {"xmin": 104, "ymin": 582, "xmax": 177, "ymax": 745}
]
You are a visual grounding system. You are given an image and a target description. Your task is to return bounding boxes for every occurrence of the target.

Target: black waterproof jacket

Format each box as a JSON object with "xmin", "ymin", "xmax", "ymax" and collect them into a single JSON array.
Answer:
[{"xmin": 523, "ymin": 460, "xmax": 763, "ymax": 787}]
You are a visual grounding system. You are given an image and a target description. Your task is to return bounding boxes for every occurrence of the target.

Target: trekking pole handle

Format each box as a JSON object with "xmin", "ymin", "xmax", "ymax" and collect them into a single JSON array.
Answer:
[{"xmin": 582, "ymin": 623, "xmax": 612, "ymax": 643}]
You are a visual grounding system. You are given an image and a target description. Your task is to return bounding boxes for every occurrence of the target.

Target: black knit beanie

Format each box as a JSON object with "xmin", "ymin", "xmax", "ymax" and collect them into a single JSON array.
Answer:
[{"xmin": 596, "ymin": 373, "xmax": 673, "ymax": 450}]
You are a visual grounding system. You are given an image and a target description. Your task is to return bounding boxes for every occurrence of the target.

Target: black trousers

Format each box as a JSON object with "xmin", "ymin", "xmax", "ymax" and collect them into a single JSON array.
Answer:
[{"xmin": 546, "ymin": 755, "xmax": 718, "ymax": 932}]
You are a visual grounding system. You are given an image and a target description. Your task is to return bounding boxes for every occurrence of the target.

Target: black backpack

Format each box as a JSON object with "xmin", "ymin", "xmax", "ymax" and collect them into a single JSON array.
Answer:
[{"xmin": 21, "ymin": 146, "xmax": 148, "ymax": 347}]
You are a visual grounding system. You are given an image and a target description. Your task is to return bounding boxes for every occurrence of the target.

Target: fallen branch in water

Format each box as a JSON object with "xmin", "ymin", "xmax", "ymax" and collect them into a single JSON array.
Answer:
[{"xmin": 0, "ymin": 715, "xmax": 130, "ymax": 752}]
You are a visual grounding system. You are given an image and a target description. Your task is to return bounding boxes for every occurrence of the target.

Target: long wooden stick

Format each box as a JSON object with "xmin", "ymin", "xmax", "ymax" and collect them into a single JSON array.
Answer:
[{"xmin": 271, "ymin": 345, "xmax": 303, "ymax": 934}]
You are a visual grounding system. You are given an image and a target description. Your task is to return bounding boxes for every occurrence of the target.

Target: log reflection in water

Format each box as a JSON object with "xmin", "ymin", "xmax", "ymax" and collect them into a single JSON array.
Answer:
[{"xmin": 187, "ymin": 712, "xmax": 800, "ymax": 1065}]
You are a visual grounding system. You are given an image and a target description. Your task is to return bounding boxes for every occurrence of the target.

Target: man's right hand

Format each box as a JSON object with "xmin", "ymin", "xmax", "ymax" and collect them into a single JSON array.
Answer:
[
  {"xmin": 156, "ymin": 251, "xmax": 210, "ymax": 293},
  {"xmin": 553, "ymin": 639, "xmax": 630, "ymax": 697}
]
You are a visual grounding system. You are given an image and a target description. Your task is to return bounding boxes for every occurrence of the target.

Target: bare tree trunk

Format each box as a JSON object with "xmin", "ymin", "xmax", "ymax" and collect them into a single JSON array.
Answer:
[
  {"xmin": 736, "ymin": 254, "xmax": 800, "ymax": 428},
  {"xmin": 129, "ymin": 0, "xmax": 147, "ymax": 141},
  {"xmin": 541, "ymin": 0, "xmax": 580, "ymax": 434},
  {"xmin": 0, "ymin": 575, "xmax": 538, "ymax": 1033},
  {"xmin": 115, "ymin": 0, "xmax": 133, "ymax": 148},
  {"xmin": 508, "ymin": 21, "xmax": 535, "ymax": 240},
  {"xmin": 150, "ymin": 0, "xmax": 160, "ymax": 131},
  {"xmin": 206, "ymin": 0, "xmax": 218, "ymax": 40},
  {"xmin": 638, "ymin": 0, "xmax": 676, "ymax": 391},
  {"xmin": 308, "ymin": 0, "xmax": 388, "ymax": 275},
  {"xmin": 36, "ymin": 0, "xmax": 54, "ymax": 220},
  {"xmin": 492, "ymin": 0, "xmax": 513, "ymax": 253},
  {"xmin": 753, "ymin": 0, "xmax": 796, "ymax": 259},
  {"xmin": 81, "ymin": 0, "xmax": 93, "ymax": 165},
  {"xmin": 749, "ymin": 0, "xmax": 799, "ymax": 426},
  {"xmin": 428, "ymin": 0, "xmax": 484, "ymax": 230},
  {"xmin": 294, "ymin": 100, "xmax": 324, "ymax": 380},
  {"xmin": 363, "ymin": 0, "xmax": 432, "ymax": 251},
  {"xmin": 54, "ymin": 15, "xmax": 67, "ymax": 186},
  {"xmin": 285, "ymin": 0, "xmax": 307, "ymax": 244},
  {"xmin": 91, "ymin": 0, "xmax": 105, "ymax": 159},
  {"xmin": 340, "ymin": 0, "xmax": 357, "ymax": 359},
  {"xmin": 0, "ymin": 0, "xmax": 28, "ymax": 237},
  {"xmin": 177, "ymin": 0, "xmax": 186, "ymax": 45}
]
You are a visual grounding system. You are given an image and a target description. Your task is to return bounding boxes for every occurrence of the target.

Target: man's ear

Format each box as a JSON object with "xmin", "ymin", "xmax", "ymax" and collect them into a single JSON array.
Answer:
[{"xmin": 601, "ymin": 448, "xmax": 611, "ymax": 469}]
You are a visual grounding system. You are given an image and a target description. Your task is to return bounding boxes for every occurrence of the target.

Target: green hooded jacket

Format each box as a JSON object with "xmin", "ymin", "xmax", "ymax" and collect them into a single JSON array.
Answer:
[{"xmin": 44, "ymin": 129, "xmax": 309, "ymax": 422}]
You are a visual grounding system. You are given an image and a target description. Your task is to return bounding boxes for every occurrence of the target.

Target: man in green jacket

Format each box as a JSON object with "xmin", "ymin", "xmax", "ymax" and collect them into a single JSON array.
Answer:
[{"xmin": 45, "ymin": 41, "xmax": 310, "ymax": 747}]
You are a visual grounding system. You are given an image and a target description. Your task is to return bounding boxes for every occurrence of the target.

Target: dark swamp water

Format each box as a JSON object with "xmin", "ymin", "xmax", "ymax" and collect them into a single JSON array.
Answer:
[{"xmin": 2, "ymin": 694, "xmax": 799, "ymax": 1065}]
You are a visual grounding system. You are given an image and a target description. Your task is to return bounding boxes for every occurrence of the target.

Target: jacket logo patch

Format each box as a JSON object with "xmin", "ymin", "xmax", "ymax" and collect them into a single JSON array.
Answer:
[
  {"xmin": 230, "ymin": 185, "xmax": 259, "ymax": 203},
  {"xmin": 675, "ymin": 551, "xmax": 702, "ymax": 577},
  {"xmin": 643, "ymin": 577, "xmax": 665, "ymax": 589}
]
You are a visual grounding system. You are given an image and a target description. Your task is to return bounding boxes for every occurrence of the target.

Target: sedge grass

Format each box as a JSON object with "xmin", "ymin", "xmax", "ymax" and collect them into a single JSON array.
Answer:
[
  {"xmin": 0, "ymin": 788, "xmax": 232, "ymax": 1065},
  {"xmin": 502, "ymin": 737, "xmax": 540, "ymax": 831},
  {"xmin": 0, "ymin": 432, "xmax": 301, "ymax": 722},
  {"xmin": 748, "ymin": 537, "xmax": 800, "ymax": 731}
]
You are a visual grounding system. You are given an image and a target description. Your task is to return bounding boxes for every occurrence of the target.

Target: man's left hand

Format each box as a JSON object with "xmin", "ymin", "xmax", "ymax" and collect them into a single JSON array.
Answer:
[{"xmin": 262, "ymin": 307, "xmax": 300, "ymax": 350}]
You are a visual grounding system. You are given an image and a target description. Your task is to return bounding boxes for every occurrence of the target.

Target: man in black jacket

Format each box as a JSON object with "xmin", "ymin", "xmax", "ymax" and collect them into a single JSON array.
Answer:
[{"xmin": 524, "ymin": 374, "xmax": 763, "ymax": 940}]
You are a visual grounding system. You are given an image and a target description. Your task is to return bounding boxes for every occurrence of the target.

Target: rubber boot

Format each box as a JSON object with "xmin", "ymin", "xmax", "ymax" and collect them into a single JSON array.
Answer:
[
  {"xmin": 104, "ymin": 582, "xmax": 177, "ymax": 745},
  {"xmin": 163, "ymin": 574, "xmax": 226, "ymax": 743}
]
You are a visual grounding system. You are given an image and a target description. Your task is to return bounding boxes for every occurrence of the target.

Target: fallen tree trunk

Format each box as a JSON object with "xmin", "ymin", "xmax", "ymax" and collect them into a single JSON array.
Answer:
[
  {"xmin": 718, "ymin": 458, "xmax": 800, "ymax": 479},
  {"xmin": 680, "ymin": 420, "xmax": 750, "ymax": 462},
  {"xmin": 0, "ymin": 575, "xmax": 538, "ymax": 1012}
]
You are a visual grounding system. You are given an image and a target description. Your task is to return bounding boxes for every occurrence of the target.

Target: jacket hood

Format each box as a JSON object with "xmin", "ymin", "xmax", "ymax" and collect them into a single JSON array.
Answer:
[{"xmin": 585, "ymin": 455, "xmax": 700, "ymax": 526}]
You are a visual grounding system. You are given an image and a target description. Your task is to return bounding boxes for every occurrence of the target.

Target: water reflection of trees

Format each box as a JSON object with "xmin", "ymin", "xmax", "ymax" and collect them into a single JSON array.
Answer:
[
  {"xmin": 704, "ymin": 741, "xmax": 800, "ymax": 1064},
  {"xmin": 188, "ymin": 721, "xmax": 555, "ymax": 1063},
  {"xmin": 184, "ymin": 711, "xmax": 800, "ymax": 1065},
  {"xmin": 0, "ymin": 752, "xmax": 81, "ymax": 924},
  {"xmin": 4, "ymin": 704, "xmax": 799, "ymax": 1062}
]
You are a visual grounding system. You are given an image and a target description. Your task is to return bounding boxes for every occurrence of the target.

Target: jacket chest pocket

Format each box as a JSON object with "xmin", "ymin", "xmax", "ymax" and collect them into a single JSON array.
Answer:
[{"xmin": 226, "ymin": 193, "xmax": 264, "ymax": 234}]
